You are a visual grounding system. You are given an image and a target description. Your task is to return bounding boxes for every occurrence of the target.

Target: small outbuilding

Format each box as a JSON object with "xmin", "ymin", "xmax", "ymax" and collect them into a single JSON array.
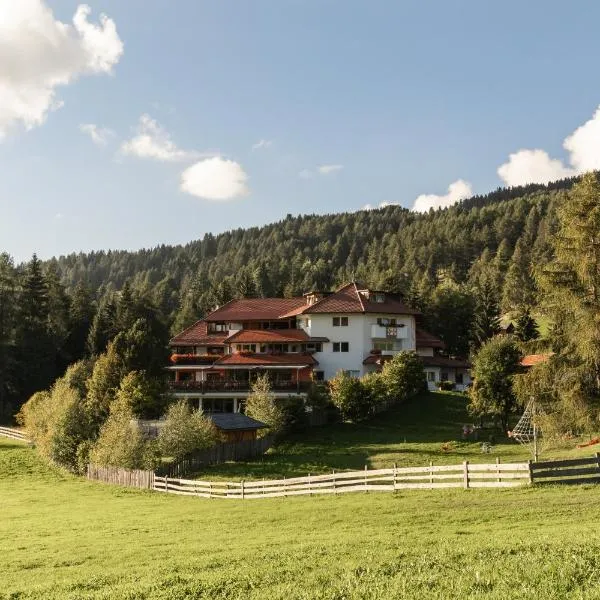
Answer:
[{"xmin": 208, "ymin": 413, "xmax": 268, "ymax": 443}]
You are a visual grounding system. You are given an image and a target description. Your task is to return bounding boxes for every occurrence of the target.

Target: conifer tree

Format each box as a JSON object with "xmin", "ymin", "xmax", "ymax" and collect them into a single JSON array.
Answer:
[
  {"xmin": 514, "ymin": 308, "xmax": 539, "ymax": 342},
  {"xmin": 471, "ymin": 280, "xmax": 501, "ymax": 350}
]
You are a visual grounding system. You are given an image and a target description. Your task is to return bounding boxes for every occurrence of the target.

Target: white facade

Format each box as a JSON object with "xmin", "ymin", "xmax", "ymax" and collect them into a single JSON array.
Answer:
[{"xmin": 301, "ymin": 312, "xmax": 417, "ymax": 380}]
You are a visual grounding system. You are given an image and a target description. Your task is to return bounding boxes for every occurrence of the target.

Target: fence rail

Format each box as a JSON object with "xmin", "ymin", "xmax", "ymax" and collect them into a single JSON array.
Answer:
[
  {"xmin": 154, "ymin": 460, "xmax": 531, "ymax": 499},
  {"xmin": 530, "ymin": 454, "xmax": 600, "ymax": 485},
  {"xmin": 0, "ymin": 426, "xmax": 30, "ymax": 443}
]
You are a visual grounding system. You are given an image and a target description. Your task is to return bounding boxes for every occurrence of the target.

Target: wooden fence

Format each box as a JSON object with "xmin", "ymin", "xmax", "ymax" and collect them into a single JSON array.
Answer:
[
  {"xmin": 530, "ymin": 454, "xmax": 600, "ymax": 485},
  {"xmin": 0, "ymin": 426, "xmax": 30, "ymax": 443},
  {"xmin": 156, "ymin": 436, "xmax": 274, "ymax": 478},
  {"xmin": 153, "ymin": 460, "xmax": 531, "ymax": 499},
  {"xmin": 87, "ymin": 464, "xmax": 155, "ymax": 489}
]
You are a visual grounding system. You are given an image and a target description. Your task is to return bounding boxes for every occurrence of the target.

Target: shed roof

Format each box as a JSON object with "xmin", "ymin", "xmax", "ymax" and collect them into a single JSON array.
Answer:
[
  {"xmin": 208, "ymin": 413, "xmax": 268, "ymax": 431},
  {"xmin": 169, "ymin": 320, "xmax": 228, "ymax": 346}
]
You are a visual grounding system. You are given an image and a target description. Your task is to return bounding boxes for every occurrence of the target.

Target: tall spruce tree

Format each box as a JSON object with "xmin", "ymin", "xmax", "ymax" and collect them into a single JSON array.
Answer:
[
  {"xmin": 471, "ymin": 280, "xmax": 501, "ymax": 350},
  {"xmin": 14, "ymin": 254, "xmax": 55, "ymax": 405},
  {"xmin": 0, "ymin": 254, "xmax": 18, "ymax": 419}
]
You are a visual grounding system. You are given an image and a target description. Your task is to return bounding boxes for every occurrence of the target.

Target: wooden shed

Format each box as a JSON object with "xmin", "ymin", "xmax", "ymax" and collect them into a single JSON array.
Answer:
[{"xmin": 208, "ymin": 413, "xmax": 268, "ymax": 443}]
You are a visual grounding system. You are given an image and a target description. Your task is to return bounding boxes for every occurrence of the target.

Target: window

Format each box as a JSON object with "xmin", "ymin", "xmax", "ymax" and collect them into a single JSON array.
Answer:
[
  {"xmin": 333, "ymin": 317, "xmax": 339, "ymax": 326},
  {"xmin": 344, "ymin": 370, "xmax": 360, "ymax": 378},
  {"xmin": 332, "ymin": 341, "xmax": 350, "ymax": 353},
  {"xmin": 314, "ymin": 371, "xmax": 325, "ymax": 381},
  {"xmin": 377, "ymin": 317, "xmax": 397, "ymax": 327},
  {"xmin": 441, "ymin": 372, "xmax": 449, "ymax": 382},
  {"xmin": 427, "ymin": 371, "xmax": 436, "ymax": 382},
  {"xmin": 236, "ymin": 344, "xmax": 256, "ymax": 352},
  {"xmin": 374, "ymin": 340, "xmax": 394, "ymax": 351},
  {"xmin": 455, "ymin": 373, "xmax": 464, "ymax": 384},
  {"xmin": 306, "ymin": 342, "xmax": 323, "ymax": 353},
  {"xmin": 374, "ymin": 293, "xmax": 385, "ymax": 303},
  {"xmin": 290, "ymin": 345, "xmax": 298, "ymax": 352},
  {"xmin": 333, "ymin": 316, "xmax": 349, "ymax": 327},
  {"xmin": 208, "ymin": 322, "xmax": 227, "ymax": 333}
]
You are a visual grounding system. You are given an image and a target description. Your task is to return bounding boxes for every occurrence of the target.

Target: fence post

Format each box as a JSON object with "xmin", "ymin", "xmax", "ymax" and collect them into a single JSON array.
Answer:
[
  {"xmin": 283, "ymin": 475, "xmax": 286, "ymax": 498},
  {"xmin": 496, "ymin": 457, "xmax": 501, "ymax": 483},
  {"xmin": 308, "ymin": 473, "xmax": 312, "ymax": 496},
  {"xmin": 527, "ymin": 459, "xmax": 533, "ymax": 485},
  {"xmin": 393, "ymin": 462, "xmax": 397, "ymax": 492},
  {"xmin": 333, "ymin": 469, "xmax": 336, "ymax": 495},
  {"xmin": 165, "ymin": 475, "xmax": 169, "ymax": 493},
  {"xmin": 364, "ymin": 464, "xmax": 368, "ymax": 493},
  {"xmin": 262, "ymin": 478, "xmax": 265, "ymax": 496},
  {"xmin": 463, "ymin": 460, "xmax": 469, "ymax": 489},
  {"xmin": 241, "ymin": 480, "xmax": 245, "ymax": 500},
  {"xmin": 596, "ymin": 453, "xmax": 600, "ymax": 476},
  {"xmin": 429, "ymin": 461, "xmax": 434, "ymax": 489}
]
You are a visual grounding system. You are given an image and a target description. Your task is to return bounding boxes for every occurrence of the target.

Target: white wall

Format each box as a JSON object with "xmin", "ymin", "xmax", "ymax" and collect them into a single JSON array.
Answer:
[{"xmin": 309, "ymin": 313, "xmax": 417, "ymax": 380}]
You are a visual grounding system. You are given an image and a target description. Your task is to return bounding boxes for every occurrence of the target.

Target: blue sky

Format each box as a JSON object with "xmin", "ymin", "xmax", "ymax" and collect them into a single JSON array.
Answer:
[{"xmin": 2, "ymin": 1, "xmax": 600, "ymax": 262}]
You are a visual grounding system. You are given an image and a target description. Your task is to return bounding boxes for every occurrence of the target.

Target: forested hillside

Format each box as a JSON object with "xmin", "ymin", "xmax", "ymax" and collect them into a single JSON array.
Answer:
[{"xmin": 0, "ymin": 176, "xmax": 579, "ymax": 418}]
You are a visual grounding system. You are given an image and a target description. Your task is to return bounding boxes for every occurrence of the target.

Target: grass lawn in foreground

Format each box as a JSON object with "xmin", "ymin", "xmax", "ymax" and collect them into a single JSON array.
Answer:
[
  {"xmin": 2, "ymin": 437, "xmax": 600, "ymax": 599},
  {"xmin": 198, "ymin": 392, "xmax": 599, "ymax": 481}
]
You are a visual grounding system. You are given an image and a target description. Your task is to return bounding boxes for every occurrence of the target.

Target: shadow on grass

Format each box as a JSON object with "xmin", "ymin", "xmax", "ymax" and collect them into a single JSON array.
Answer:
[{"xmin": 193, "ymin": 392, "xmax": 517, "ymax": 480}]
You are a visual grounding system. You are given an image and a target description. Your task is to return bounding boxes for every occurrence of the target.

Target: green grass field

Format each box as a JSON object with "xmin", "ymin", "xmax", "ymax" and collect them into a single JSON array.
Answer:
[
  {"xmin": 199, "ymin": 392, "xmax": 598, "ymax": 481},
  {"xmin": 3, "ymin": 438, "xmax": 600, "ymax": 599}
]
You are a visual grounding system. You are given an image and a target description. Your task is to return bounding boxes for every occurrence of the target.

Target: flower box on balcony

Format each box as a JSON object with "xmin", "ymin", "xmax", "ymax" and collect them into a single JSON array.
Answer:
[{"xmin": 170, "ymin": 353, "xmax": 220, "ymax": 365}]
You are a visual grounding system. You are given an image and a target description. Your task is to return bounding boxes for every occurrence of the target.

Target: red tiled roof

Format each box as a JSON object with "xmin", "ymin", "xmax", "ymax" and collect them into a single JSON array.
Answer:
[
  {"xmin": 215, "ymin": 353, "xmax": 318, "ymax": 367},
  {"xmin": 303, "ymin": 282, "xmax": 419, "ymax": 315},
  {"xmin": 204, "ymin": 298, "xmax": 307, "ymax": 321},
  {"xmin": 520, "ymin": 353, "xmax": 553, "ymax": 367},
  {"xmin": 416, "ymin": 328, "xmax": 445, "ymax": 349},
  {"xmin": 226, "ymin": 329, "xmax": 311, "ymax": 344},
  {"xmin": 169, "ymin": 320, "xmax": 227, "ymax": 346},
  {"xmin": 421, "ymin": 356, "xmax": 471, "ymax": 368}
]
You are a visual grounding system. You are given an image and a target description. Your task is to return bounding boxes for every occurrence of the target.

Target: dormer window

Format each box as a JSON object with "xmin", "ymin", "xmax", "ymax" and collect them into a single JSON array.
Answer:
[
  {"xmin": 209, "ymin": 322, "xmax": 227, "ymax": 333},
  {"xmin": 374, "ymin": 293, "xmax": 385, "ymax": 303}
]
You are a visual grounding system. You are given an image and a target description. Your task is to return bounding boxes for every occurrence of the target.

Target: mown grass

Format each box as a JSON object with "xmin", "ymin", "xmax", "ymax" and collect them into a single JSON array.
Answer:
[
  {"xmin": 2, "ymin": 437, "xmax": 600, "ymax": 599},
  {"xmin": 199, "ymin": 392, "xmax": 599, "ymax": 481}
]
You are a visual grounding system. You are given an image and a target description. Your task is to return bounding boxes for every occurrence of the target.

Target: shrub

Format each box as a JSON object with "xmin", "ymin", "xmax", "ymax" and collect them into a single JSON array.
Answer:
[
  {"xmin": 245, "ymin": 375, "xmax": 286, "ymax": 438},
  {"xmin": 380, "ymin": 352, "xmax": 427, "ymax": 403},
  {"xmin": 158, "ymin": 400, "xmax": 218, "ymax": 460},
  {"xmin": 361, "ymin": 372, "xmax": 387, "ymax": 410},
  {"xmin": 438, "ymin": 380, "xmax": 455, "ymax": 391},
  {"xmin": 90, "ymin": 401, "xmax": 149, "ymax": 470},
  {"xmin": 329, "ymin": 371, "xmax": 370, "ymax": 422}
]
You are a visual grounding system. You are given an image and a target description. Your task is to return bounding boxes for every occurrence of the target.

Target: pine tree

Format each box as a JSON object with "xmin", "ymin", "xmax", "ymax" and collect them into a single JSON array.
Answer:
[
  {"xmin": 514, "ymin": 308, "xmax": 539, "ymax": 342},
  {"xmin": 471, "ymin": 281, "xmax": 501, "ymax": 349},
  {"xmin": 0, "ymin": 253, "xmax": 18, "ymax": 418},
  {"xmin": 65, "ymin": 282, "xmax": 95, "ymax": 362},
  {"xmin": 501, "ymin": 237, "xmax": 536, "ymax": 312},
  {"xmin": 14, "ymin": 254, "xmax": 55, "ymax": 405}
]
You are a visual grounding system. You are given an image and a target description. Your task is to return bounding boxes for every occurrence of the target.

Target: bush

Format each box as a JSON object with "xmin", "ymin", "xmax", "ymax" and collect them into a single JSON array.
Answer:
[
  {"xmin": 438, "ymin": 380, "xmax": 455, "ymax": 391},
  {"xmin": 158, "ymin": 400, "xmax": 218, "ymax": 460},
  {"xmin": 89, "ymin": 402, "xmax": 149, "ymax": 470},
  {"xmin": 380, "ymin": 352, "xmax": 427, "ymax": 403},
  {"xmin": 245, "ymin": 375, "xmax": 286, "ymax": 438},
  {"xmin": 329, "ymin": 371, "xmax": 370, "ymax": 422},
  {"xmin": 362, "ymin": 372, "xmax": 387, "ymax": 410}
]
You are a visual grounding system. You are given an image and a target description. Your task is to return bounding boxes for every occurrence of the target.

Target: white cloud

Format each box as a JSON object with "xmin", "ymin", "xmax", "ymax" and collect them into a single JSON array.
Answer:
[
  {"xmin": 181, "ymin": 157, "xmax": 249, "ymax": 201},
  {"xmin": 0, "ymin": 1, "xmax": 123, "ymax": 139},
  {"xmin": 497, "ymin": 105, "xmax": 600, "ymax": 186},
  {"xmin": 79, "ymin": 123, "xmax": 114, "ymax": 146},
  {"xmin": 252, "ymin": 139, "xmax": 273, "ymax": 150},
  {"xmin": 412, "ymin": 179, "xmax": 473, "ymax": 213},
  {"xmin": 120, "ymin": 114, "xmax": 197, "ymax": 162},
  {"xmin": 362, "ymin": 201, "xmax": 399, "ymax": 211},
  {"xmin": 318, "ymin": 164, "xmax": 344, "ymax": 175}
]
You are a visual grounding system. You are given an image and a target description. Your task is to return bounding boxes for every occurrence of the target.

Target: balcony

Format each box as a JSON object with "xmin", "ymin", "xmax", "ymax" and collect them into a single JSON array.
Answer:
[
  {"xmin": 167, "ymin": 380, "xmax": 312, "ymax": 394},
  {"xmin": 169, "ymin": 354, "xmax": 222, "ymax": 366},
  {"xmin": 371, "ymin": 324, "xmax": 407, "ymax": 339}
]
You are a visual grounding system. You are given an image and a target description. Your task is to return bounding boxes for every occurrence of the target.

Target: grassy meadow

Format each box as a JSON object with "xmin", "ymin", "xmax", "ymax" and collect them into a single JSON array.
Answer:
[
  {"xmin": 2, "ymin": 438, "xmax": 600, "ymax": 599},
  {"xmin": 3, "ymin": 392, "xmax": 600, "ymax": 599},
  {"xmin": 199, "ymin": 392, "xmax": 599, "ymax": 481}
]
